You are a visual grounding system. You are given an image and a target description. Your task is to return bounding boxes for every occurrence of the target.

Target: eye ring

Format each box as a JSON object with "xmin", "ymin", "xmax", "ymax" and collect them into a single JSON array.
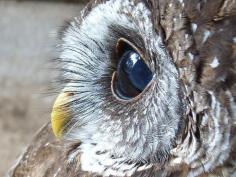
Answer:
[
  {"xmin": 116, "ymin": 38, "xmax": 145, "ymax": 59},
  {"xmin": 111, "ymin": 38, "xmax": 154, "ymax": 101},
  {"xmin": 111, "ymin": 71, "xmax": 155, "ymax": 103}
]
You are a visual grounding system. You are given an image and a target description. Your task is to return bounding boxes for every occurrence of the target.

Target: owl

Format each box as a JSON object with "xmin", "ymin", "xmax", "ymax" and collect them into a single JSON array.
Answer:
[{"xmin": 7, "ymin": 0, "xmax": 236, "ymax": 177}]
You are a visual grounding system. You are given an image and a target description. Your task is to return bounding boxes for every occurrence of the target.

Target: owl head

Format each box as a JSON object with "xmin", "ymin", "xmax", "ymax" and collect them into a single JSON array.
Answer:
[{"xmin": 50, "ymin": 0, "xmax": 236, "ymax": 176}]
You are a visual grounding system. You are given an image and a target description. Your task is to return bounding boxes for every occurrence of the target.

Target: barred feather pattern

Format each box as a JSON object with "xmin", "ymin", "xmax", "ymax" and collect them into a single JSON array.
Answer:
[{"xmin": 8, "ymin": 0, "xmax": 236, "ymax": 177}]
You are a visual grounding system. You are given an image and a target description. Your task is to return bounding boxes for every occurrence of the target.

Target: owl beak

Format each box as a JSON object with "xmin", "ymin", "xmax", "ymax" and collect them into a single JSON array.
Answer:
[{"xmin": 51, "ymin": 92, "xmax": 71, "ymax": 139}]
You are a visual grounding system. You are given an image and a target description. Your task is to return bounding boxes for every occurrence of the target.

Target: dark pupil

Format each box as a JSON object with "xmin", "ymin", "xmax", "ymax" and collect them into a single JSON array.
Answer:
[{"xmin": 116, "ymin": 50, "xmax": 153, "ymax": 99}]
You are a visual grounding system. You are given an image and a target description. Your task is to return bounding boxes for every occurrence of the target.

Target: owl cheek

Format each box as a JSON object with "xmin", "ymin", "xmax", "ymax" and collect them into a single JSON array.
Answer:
[{"xmin": 51, "ymin": 92, "xmax": 72, "ymax": 139}]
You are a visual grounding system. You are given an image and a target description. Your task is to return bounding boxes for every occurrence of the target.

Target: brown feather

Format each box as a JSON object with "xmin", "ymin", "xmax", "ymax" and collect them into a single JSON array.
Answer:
[{"xmin": 8, "ymin": 0, "xmax": 236, "ymax": 176}]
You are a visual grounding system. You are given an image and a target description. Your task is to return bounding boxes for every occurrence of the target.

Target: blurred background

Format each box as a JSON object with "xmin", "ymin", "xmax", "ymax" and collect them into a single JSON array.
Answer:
[{"xmin": 0, "ymin": 0, "xmax": 86, "ymax": 176}]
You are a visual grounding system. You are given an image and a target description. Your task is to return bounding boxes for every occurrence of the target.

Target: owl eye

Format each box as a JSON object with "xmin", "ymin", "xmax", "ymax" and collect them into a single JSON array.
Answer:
[{"xmin": 112, "ymin": 39, "xmax": 153, "ymax": 100}]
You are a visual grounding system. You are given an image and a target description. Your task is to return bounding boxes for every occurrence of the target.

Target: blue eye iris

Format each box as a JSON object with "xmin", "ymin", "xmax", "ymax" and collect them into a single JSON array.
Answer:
[{"xmin": 115, "ymin": 50, "xmax": 153, "ymax": 99}]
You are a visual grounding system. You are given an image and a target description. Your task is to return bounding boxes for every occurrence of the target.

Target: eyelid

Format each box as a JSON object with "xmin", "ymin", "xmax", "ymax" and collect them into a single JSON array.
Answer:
[{"xmin": 116, "ymin": 38, "xmax": 145, "ymax": 60}]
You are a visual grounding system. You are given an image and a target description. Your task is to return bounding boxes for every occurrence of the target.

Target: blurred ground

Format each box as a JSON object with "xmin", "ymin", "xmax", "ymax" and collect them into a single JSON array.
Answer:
[{"xmin": 0, "ymin": 1, "xmax": 84, "ymax": 176}]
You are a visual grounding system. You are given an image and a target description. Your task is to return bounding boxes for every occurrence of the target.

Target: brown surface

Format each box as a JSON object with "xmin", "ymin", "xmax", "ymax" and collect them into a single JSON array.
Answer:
[{"xmin": 0, "ymin": 1, "xmax": 84, "ymax": 176}]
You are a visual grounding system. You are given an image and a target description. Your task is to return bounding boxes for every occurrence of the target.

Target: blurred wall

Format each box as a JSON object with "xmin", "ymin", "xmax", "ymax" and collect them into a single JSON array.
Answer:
[{"xmin": 0, "ymin": 1, "xmax": 85, "ymax": 176}]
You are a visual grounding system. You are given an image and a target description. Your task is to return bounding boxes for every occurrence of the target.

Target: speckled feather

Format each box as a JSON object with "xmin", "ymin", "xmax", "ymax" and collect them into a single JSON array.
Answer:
[{"xmin": 8, "ymin": 0, "xmax": 236, "ymax": 177}]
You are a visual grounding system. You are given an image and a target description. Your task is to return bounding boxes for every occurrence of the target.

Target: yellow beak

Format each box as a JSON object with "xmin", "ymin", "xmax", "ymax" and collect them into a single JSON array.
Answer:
[{"xmin": 51, "ymin": 92, "xmax": 71, "ymax": 138}]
